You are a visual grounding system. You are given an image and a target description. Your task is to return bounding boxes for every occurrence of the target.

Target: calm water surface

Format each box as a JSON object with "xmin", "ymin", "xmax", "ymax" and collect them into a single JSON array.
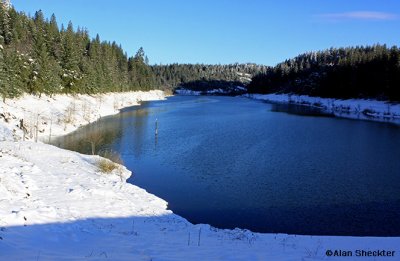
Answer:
[{"xmin": 52, "ymin": 96, "xmax": 400, "ymax": 236}]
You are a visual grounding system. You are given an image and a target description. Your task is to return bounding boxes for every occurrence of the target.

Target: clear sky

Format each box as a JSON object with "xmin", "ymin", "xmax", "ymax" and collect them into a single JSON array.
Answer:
[{"xmin": 11, "ymin": 0, "xmax": 400, "ymax": 66}]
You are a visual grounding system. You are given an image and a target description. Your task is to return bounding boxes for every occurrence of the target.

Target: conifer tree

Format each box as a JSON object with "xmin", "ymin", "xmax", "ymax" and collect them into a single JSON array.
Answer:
[
  {"xmin": 47, "ymin": 14, "xmax": 62, "ymax": 60},
  {"xmin": 61, "ymin": 21, "xmax": 80, "ymax": 92},
  {"xmin": 4, "ymin": 47, "xmax": 23, "ymax": 98},
  {"xmin": 0, "ymin": 3, "xmax": 11, "ymax": 44},
  {"xmin": 0, "ymin": 37, "xmax": 9, "ymax": 101}
]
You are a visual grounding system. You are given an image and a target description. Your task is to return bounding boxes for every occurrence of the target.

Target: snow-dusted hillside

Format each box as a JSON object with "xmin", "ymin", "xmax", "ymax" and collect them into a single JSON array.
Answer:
[
  {"xmin": 174, "ymin": 86, "xmax": 247, "ymax": 96},
  {"xmin": 1, "ymin": 91, "xmax": 399, "ymax": 260}
]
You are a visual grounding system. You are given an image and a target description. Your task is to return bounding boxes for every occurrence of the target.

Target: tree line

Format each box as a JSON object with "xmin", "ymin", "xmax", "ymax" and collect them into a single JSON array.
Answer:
[
  {"xmin": 151, "ymin": 63, "xmax": 269, "ymax": 91},
  {"xmin": 248, "ymin": 45, "xmax": 400, "ymax": 101},
  {"xmin": 0, "ymin": 5, "xmax": 270, "ymax": 100},
  {"xmin": 2, "ymin": 5, "xmax": 400, "ymax": 102},
  {"xmin": 0, "ymin": 5, "xmax": 154, "ymax": 101}
]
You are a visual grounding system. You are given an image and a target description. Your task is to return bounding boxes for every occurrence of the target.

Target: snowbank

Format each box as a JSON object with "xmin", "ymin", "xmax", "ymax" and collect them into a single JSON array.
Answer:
[
  {"xmin": 245, "ymin": 93, "xmax": 400, "ymax": 124},
  {"xmin": 0, "ymin": 90, "xmax": 165, "ymax": 141},
  {"xmin": 174, "ymin": 89, "xmax": 202, "ymax": 95},
  {"xmin": 175, "ymin": 86, "xmax": 247, "ymax": 96},
  {"xmin": 0, "ymin": 91, "xmax": 399, "ymax": 260},
  {"xmin": 1, "ymin": 141, "xmax": 398, "ymax": 260}
]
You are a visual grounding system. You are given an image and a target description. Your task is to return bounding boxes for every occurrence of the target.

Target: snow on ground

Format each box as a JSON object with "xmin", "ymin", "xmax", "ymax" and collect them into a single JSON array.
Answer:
[
  {"xmin": 245, "ymin": 93, "xmax": 400, "ymax": 124},
  {"xmin": 174, "ymin": 86, "xmax": 246, "ymax": 96},
  {"xmin": 0, "ymin": 91, "xmax": 399, "ymax": 260},
  {"xmin": 174, "ymin": 89, "xmax": 202, "ymax": 95},
  {"xmin": 0, "ymin": 90, "xmax": 165, "ymax": 142},
  {"xmin": 1, "ymin": 141, "xmax": 398, "ymax": 260}
]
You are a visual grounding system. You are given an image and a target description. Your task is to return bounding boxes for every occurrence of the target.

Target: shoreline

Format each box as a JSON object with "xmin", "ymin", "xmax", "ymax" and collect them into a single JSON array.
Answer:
[
  {"xmin": 1, "ymin": 91, "xmax": 399, "ymax": 260},
  {"xmin": 0, "ymin": 90, "xmax": 166, "ymax": 142},
  {"xmin": 244, "ymin": 93, "xmax": 400, "ymax": 125},
  {"xmin": 173, "ymin": 88, "xmax": 400, "ymax": 124}
]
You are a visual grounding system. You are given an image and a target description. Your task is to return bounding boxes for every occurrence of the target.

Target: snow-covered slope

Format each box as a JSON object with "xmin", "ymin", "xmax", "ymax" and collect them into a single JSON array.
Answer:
[
  {"xmin": 0, "ymin": 90, "xmax": 165, "ymax": 141},
  {"xmin": 245, "ymin": 93, "xmax": 400, "ymax": 124},
  {"xmin": 1, "ymin": 91, "xmax": 399, "ymax": 260}
]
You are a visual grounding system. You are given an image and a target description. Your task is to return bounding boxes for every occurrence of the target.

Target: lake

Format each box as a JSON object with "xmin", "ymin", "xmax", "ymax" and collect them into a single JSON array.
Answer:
[{"xmin": 51, "ymin": 96, "xmax": 400, "ymax": 236}]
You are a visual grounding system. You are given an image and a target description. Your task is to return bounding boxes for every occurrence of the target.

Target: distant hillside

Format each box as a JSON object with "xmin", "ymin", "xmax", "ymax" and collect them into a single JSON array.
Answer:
[
  {"xmin": 152, "ymin": 63, "xmax": 269, "ymax": 93},
  {"xmin": 248, "ymin": 45, "xmax": 400, "ymax": 101}
]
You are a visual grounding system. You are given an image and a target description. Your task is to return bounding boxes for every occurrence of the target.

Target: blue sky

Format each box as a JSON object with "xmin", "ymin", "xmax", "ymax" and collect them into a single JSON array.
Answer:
[{"xmin": 11, "ymin": 0, "xmax": 400, "ymax": 66}]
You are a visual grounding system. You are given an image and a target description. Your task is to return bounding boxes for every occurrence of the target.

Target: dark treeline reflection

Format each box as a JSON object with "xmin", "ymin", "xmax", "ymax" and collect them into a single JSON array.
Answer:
[{"xmin": 50, "ymin": 103, "xmax": 155, "ymax": 156}]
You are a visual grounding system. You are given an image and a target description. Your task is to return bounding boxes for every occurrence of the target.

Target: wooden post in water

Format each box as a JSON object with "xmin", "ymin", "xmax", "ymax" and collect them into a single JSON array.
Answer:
[{"xmin": 155, "ymin": 118, "xmax": 158, "ymax": 136}]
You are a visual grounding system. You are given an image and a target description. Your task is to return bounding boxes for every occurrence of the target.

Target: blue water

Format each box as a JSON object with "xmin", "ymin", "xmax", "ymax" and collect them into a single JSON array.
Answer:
[{"xmin": 51, "ymin": 96, "xmax": 400, "ymax": 236}]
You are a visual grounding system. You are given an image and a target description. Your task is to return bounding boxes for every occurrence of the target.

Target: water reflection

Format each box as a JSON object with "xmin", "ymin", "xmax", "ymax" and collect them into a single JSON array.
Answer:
[
  {"xmin": 50, "ymin": 96, "xmax": 400, "ymax": 236},
  {"xmin": 51, "ymin": 101, "xmax": 164, "ymax": 159},
  {"xmin": 270, "ymin": 103, "xmax": 333, "ymax": 117},
  {"xmin": 51, "ymin": 119, "xmax": 122, "ymax": 155}
]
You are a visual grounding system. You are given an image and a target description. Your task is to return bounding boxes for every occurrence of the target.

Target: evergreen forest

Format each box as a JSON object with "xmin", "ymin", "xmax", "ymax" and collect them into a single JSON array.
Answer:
[
  {"xmin": 0, "ymin": 6, "xmax": 268, "ymax": 100},
  {"xmin": 1, "ymin": 5, "xmax": 400, "ymax": 102},
  {"xmin": 152, "ymin": 63, "xmax": 269, "ymax": 92},
  {"xmin": 248, "ymin": 45, "xmax": 400, "ymax": 101},
  {"xmin": 0, "ymin": 6, "xmax": 155, "ymax": 100}
]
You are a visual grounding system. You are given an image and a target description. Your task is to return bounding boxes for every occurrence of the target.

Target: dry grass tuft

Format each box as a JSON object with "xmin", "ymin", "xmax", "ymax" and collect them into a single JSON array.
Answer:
[{"xmin": 97, "ymin": 150, "xmax": 124, "ymax": 173}]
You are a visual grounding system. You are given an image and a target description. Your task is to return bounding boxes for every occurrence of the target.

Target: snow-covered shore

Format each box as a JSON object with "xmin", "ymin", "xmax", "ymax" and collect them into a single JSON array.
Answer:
[
  {"xmin": 0, "ymin": 90, "xmax": 166, "ymax": 142},
  {"xmin": 245, "ymin": 93, "xmax": 400, "ymax": 124},
  {"xmin": 1, "ymin": 91, "xmax": 399, "ymax": 260},
  {"xmin": 175, "ymin": 88, "xmax": 400, "ymax": 124}
]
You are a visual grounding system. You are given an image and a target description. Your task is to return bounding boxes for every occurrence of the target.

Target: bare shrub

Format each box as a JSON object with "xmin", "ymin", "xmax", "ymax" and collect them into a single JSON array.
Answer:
[
  {"xmin": 86, "ymin": 129, "xmax": 104, "ymax": 155},
  {"xmin": 97, "ymin": 158, "xmax": 119, "ymax": 173},
  {"xmin": 63, "ymin": 100, "xmax": 76, "ymax": 127},
  {"xmin": 97, "ymin": 150, "xmax": 124, "ymax": 174},
  {"xmin": 82, "ymin": 100, "xmax": 92, "ymax": 123},
  {"xmin": 163, "ymin": 89, "xmax": 173, "ymax": 96},
  {"xmin": 113, "ymin": 97, "xmax": 119, "ymax": 110}
]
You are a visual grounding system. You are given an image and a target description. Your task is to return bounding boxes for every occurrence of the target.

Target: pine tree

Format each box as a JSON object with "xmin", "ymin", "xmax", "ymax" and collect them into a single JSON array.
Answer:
[
  {"xmin": 47, "ymin": 14, "xmax": 62, "ymax": 60},
  {"xmin": 129, "ymin": 47, "xmax": 154, "ymax": 90},
  {"xmin": 87, "ymin": 34, "xmax": 103, "ymax": 92},
  {"xmin": 61, "ymin": 21, "xmax": 80, "ymax": 92},
  {"xmin": 0, "ymin": 2, "xmax": 11, "ymax": 44},
  {"xmin": 30, "ymin": 10, "xmax": 60, "ymax": 96},
  {"xmin": 0, "ymin": 38, "xmax": 9, "ymax": 101},
  {"xmin": 4, "ymin": 47, "xmax": 23, "ymax": 97}
]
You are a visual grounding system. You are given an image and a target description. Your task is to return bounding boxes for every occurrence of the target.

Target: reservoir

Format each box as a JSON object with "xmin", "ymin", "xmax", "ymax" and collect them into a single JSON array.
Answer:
[{"xmin": 51, "ymin": 96, "xmax": 400, "ymax": 236}]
